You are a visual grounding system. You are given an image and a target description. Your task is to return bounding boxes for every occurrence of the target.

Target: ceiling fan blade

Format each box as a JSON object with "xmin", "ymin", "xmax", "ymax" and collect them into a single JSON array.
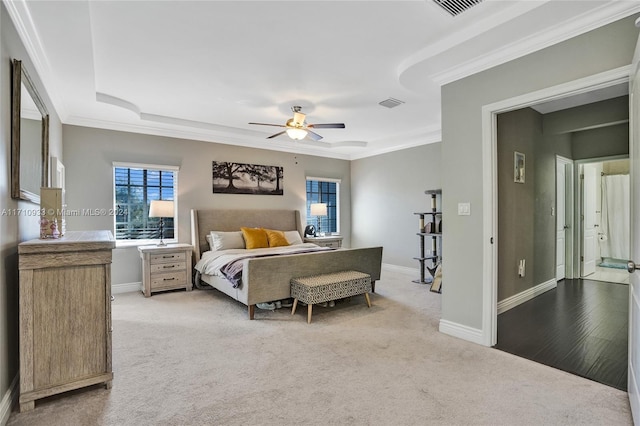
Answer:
[
  {"xmin": 267, "ymin": 130, "xmax": 287, "ymax": 139},
  {"xmin": 306, "ymin": 130, "xmax": 323, "ymax": 141},
  {"xmin": 307, "ymin": 123, "xmax": 345, "ymax": 129},
  {"xmin": 249, "ymin": 122, "xmax": 286, "ymax": 128}
]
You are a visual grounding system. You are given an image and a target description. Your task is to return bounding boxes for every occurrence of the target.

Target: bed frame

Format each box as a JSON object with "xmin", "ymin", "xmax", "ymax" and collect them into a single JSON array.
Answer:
[{"xmin": 190, "ymin": 209, "xmax": 383, "ymax": 319}]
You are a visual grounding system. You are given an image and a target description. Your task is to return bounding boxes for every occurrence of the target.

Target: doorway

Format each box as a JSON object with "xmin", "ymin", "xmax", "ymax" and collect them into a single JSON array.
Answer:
[
  {"xmin": 578, "ymin": 158, "xmax": 631, "ymax": 285},
  {"xmin": 493, "ymin": 86, "xmax": 630, "ymax": 390}
]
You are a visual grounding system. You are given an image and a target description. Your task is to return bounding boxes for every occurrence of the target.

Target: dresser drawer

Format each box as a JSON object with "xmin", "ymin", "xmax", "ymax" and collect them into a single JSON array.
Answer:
[
  {"xmin": 150, "ymin": 271, "xmax": 187, "ymax": 290},
  {"xmin": 150, "ymin": 252, "xmax": 186, "ymax": 264},
  {"xmin": 150, "ymin": 261, "xmax": 186, "ymax": 274}
]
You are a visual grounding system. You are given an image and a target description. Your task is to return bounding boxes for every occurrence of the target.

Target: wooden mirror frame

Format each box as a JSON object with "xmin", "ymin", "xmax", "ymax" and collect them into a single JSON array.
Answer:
[{"xmin": 11, "ymin": 59, "xmax": 49, "ymax": 204}]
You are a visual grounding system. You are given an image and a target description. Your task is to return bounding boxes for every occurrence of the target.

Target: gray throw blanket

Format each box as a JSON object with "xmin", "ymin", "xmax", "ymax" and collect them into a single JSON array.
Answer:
[{"xmin": 220, "ymin": 247, "xmax": 332, "ymax": 288}]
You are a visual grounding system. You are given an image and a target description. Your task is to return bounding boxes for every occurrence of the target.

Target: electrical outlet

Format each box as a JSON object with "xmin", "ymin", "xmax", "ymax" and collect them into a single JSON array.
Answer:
[
  {"xmin": 518, "ymin": 259, "xmax": 526, "ymax": 277},
  {"xmin": 458, "ymin": 202, "xmax": 470, "ymax": 216}
]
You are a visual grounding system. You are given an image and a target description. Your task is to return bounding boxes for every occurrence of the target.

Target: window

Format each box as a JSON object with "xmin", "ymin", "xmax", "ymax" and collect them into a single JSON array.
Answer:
[
  {"xmin": 113, "ymin": 163, "xmax": 178, "ymax": 243},
  {"xmin": 306, "ymin": 177, "xmax": 340, "ymax": 234}
]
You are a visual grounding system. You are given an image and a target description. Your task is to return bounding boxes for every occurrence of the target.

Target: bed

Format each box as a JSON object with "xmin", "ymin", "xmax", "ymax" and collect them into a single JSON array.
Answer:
[{"xmin": 190, "ymin": 209, "xmax": 383, "ymax": 319}]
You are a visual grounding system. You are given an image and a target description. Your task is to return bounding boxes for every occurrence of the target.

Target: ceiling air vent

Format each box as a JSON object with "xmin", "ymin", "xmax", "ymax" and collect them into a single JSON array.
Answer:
[
  {"xmin": 379, "ymin": 98, "xmax": 405, "ymax": 109},
  {"xmin": 433, "ymin": 0, "xmax": 483, "ymax": 17}
]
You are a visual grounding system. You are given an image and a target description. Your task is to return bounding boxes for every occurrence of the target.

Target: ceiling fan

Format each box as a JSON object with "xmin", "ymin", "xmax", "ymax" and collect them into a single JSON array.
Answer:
[{"xmin": 249, "ymin": 106, "xmax": 345, "ymax": 141}]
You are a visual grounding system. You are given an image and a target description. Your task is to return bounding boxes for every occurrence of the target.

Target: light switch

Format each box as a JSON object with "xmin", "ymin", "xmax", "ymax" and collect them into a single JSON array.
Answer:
[{"xmin": 458, "ymin": 202, "xmax": 471, "ymax": 216}]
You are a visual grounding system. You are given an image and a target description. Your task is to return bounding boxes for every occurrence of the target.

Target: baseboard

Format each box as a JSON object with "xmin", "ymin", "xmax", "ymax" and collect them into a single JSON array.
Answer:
[
  {"xmin": 381, "ymin": 263, "xmax": 419, "ymax": 276},
  {"xmin": 0, "ymin": 374, "xmax": 18, "ymax": 426},
  {"xmin": 439, "ymin": 319, "xmax": 485, "ymax": 346},
  {"xmin": 629, "ymin": 361, "xmax": 640, "ymax": 426},
  {"xmin": 497, "ymin": 279, "xmax": 557, "ymax": 315},
  {"xmin": 112, "ymin": 281, "xmax": 142, "ymax": 295}
]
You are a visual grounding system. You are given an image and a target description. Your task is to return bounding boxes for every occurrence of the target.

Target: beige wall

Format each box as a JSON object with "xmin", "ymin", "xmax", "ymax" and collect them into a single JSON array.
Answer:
[
  {"xmin": 62, "ymin": 125, "xmax": 352, "ymax": 287},
  {"xmin": 0, "ymin": 3, "xmax": 64, "ymax": 420}
]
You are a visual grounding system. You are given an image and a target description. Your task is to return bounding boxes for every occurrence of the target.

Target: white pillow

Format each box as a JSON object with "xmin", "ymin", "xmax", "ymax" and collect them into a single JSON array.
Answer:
[
  {"xmin": 209, "ymin": 231, "xmax": 245, "ymax": 251},
  {"xmin": 284, "ymin": 230, "xmax": 303, "ymax": 245}
]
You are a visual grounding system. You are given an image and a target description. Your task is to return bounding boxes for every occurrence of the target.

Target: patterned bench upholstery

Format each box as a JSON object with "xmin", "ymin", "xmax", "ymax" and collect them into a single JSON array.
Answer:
[{"xmin": 290, "ymin": 270, "xmax": 372, "ymax": 323}]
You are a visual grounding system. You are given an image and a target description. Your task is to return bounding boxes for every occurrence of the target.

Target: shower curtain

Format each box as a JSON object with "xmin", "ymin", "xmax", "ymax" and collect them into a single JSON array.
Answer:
[{"xmin": 600, "ymin": 174, "xmax": 630, "ymax": 260}]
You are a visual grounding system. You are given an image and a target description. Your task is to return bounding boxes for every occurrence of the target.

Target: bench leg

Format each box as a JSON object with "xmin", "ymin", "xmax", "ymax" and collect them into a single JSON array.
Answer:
[
  {"xmin": 364, "ymin": 293, "xmax": 371, "ymax": 308},
  {"xmin": 291, "ymin": 299, "xmax": 298, "ymax": 315},
  {"xmin": 371, "ymin": 281, "xmax": 376, "ymax": 293},
  {"xmin": 248, "ymin": 304, "xmax": 255, "ymax": 320},
  {"xmin": 307, "ymin": 304, "xmax": 313, "ymax": 324}
]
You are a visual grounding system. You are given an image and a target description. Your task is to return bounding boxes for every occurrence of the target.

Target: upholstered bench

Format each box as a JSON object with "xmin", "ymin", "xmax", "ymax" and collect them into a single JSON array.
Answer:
[{"xmin": 290, "ymin": 270, "xmax": 372, "ymax": 323}]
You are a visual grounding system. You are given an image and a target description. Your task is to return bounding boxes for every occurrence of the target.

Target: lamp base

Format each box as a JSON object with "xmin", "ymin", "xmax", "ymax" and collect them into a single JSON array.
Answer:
[{"xmin": 156, "ymin": 240, "xmax": 167, "ymax": 247}]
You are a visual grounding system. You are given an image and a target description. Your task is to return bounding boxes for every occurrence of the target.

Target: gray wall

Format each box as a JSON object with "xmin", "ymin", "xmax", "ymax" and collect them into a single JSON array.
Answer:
[
  {"xmin": 543, "ymin": 96, "xmax": 628, "ymax": 134},
  {"xmin": 0, "ymin": 3, "xmax": 63, "ymax": 419},
  {"xmin": 441, "ymin": 13, "xmax": 638, "ymax": 331},
  {"xmin": 351, "ymin": 143, "xmax": 442, "ymax": 270},
  {"xmin": 497, "ymin": 95, "xmax": 629, "ymax": 303},
  {"xmin": 572, "ymin": 123, "xmax": 629, "ymax": 160},
  {"xmin": 62, "ymin": 125, "xmax": 351, "ymax": 287},
  {"xmin": 496, "ymin": 109, "xmax": 539, "ymax": 300}
]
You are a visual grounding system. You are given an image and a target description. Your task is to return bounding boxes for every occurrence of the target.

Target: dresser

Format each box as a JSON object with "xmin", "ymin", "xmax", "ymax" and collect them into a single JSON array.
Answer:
[
  {"xmin": 18, "ymin": 230, "xmax": 115, "ymax": 412},
  {"xmin": 138, "ymin": 244, "xmax": 193, "ymax": 297}
]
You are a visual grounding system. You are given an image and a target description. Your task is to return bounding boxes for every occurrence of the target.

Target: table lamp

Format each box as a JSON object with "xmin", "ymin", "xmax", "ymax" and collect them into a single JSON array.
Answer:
[
  {"xmin": 149, "ymin": 200, "xmax": 174, "ymax": 246},
  {"xmin": 310, "ymin": 203, "xmax": 327, "ymax": 236}
]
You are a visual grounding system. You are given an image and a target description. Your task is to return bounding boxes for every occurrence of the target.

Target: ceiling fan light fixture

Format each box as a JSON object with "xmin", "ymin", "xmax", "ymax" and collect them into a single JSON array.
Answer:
[{"xmin": 286, "ymin": 128, "xmax": 308, "ymax": 140}]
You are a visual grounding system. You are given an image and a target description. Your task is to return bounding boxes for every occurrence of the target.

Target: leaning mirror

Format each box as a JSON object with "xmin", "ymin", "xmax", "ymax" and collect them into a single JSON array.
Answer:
[{"xmin": 11, "ymin": 59, "xmax": 49, "ymax": 204}]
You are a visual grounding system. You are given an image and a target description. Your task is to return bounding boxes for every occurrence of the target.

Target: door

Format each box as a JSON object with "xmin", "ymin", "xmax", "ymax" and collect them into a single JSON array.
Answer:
[
  {"xmin": 582, "ymin": 163, "xmax": 597, "ymax": 277},
  {"xmin": 557, "ymin": 158, "xmax": 567, "ymax": 280},
  {"xmin": 627, "ymin": 25, "xmax": 640, "ymax": 423},
  {"xmin": 556, "ymin": 158, "xmax": 567, "ymax": 281}
]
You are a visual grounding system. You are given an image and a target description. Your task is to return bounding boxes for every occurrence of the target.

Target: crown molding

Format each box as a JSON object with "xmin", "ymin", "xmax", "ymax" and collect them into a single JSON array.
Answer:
[
  {"xmin": 64, "ymin": 115, "xmax": 354, "ymax": 160},
  {"xmin": 349, "ymin": 127, "xmax": 442, "ymax": 160},
  {"xmin": 432, "ymin": 1, "xmax": 640, "ymax": 85},
  {"xmin": 3, "ymin": 0, "xmax": 67, "ymax": 119},
  {"xmin": 398, "ymin": 0, "xmax": 547, "ymax": 83}
]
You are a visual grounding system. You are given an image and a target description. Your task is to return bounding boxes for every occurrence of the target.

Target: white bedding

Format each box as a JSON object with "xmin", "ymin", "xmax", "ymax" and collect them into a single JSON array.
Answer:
[{"xmin": 194, "ymin": 243, "xmax": 329, "ymax": 277}]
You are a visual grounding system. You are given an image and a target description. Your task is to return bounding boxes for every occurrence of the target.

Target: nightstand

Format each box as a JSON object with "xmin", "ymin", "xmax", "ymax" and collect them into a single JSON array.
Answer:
[
  {"xmin": 304, "ymin": 236, "xmax": 343, "ymax": 248},
  {"xmin": 138, "ymin": 244, "xmax": 193, "ymax": 297}
]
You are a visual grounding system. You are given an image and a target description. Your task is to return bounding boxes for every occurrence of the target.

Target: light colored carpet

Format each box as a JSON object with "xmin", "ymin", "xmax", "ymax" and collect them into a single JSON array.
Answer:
[{"xmin": 8, "ymin": 269, "xmax": 633, "ymax": 425}]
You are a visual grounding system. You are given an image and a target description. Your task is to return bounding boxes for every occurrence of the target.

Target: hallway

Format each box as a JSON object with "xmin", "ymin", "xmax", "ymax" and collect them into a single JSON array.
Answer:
[{"xmin": 496, "ymin": 279, "xmax": 628, "ymax": 391}]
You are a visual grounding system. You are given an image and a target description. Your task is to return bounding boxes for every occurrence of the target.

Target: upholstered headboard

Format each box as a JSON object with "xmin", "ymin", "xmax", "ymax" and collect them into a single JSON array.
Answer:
[{"xmin": 190, "ymin": 209, "xmax": 303, "ymax": 261}]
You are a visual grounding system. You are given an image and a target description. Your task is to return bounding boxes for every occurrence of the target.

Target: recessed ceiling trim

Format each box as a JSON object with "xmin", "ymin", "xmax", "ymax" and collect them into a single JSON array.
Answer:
[
  {"xmin": 4, "ymin": 0, "xmax": 68, "ymax": 120},
  {"xmin": 431, "ymin": 1, "xmax": 640, "ymax": 85},
  {"xmin": 64, "ymin": 114, "xmax": 354, "ymax": 161}
]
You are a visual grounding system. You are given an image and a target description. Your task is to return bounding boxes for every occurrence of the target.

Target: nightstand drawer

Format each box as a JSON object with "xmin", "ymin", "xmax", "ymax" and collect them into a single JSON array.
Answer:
[
  {"xmin": 150, "ymin": 252, "xmax": 186, "ymax": 264},
  {"xmin": 323, "ymin": 241, "xmax": 341, "ymax": 248},
  {"xmin": 150, "ymin": 272, "xmax": 187, "ymax": 290},
  {"xmin": 150, "ymin": 261, "xmax": 186, "ymax": 274}
]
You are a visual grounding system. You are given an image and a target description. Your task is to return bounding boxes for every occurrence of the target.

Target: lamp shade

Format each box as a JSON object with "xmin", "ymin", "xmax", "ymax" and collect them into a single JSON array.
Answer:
[
  {"xmin": 149, "ymin": 200, "xmax": 174, "ymax": 218},
  {"xmin": 310, "ymin": 203, "xmax": 327, "ymax": 216}
]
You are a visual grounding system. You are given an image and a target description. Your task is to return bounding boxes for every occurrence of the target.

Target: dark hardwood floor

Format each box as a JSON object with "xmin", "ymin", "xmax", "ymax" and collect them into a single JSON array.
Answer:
[{"xmin": 496, "ymin": 278, "xmax": 628, "ymax": 391}]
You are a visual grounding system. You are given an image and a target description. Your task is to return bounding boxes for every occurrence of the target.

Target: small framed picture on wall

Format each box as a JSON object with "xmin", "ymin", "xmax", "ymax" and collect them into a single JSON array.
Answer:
[{"xmin": 514, "ymin": 151, "xmax": 525, "ymax": 184}]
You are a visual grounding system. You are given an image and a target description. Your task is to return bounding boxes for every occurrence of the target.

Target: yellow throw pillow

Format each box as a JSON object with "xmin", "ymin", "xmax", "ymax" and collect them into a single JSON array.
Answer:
[
  {"xmin": 264, "ymin": 229, "xmax": 290, "ymax": 248},
  {"xmin": 240, "ymin": 227, "xmax": 268, "ymax": 249}
]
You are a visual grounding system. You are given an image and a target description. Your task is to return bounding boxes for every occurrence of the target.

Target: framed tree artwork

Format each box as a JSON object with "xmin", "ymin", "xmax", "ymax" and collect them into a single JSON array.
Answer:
[{"xmin": 212, "ymin": 161, "xmax": 283, "ymax": 195}]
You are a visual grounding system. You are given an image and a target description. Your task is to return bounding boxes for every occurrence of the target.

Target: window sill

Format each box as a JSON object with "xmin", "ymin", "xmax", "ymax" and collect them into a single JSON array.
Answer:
[{"xmin": 115, "ymin": 239, "xmax": 178, "ymax": 249}]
